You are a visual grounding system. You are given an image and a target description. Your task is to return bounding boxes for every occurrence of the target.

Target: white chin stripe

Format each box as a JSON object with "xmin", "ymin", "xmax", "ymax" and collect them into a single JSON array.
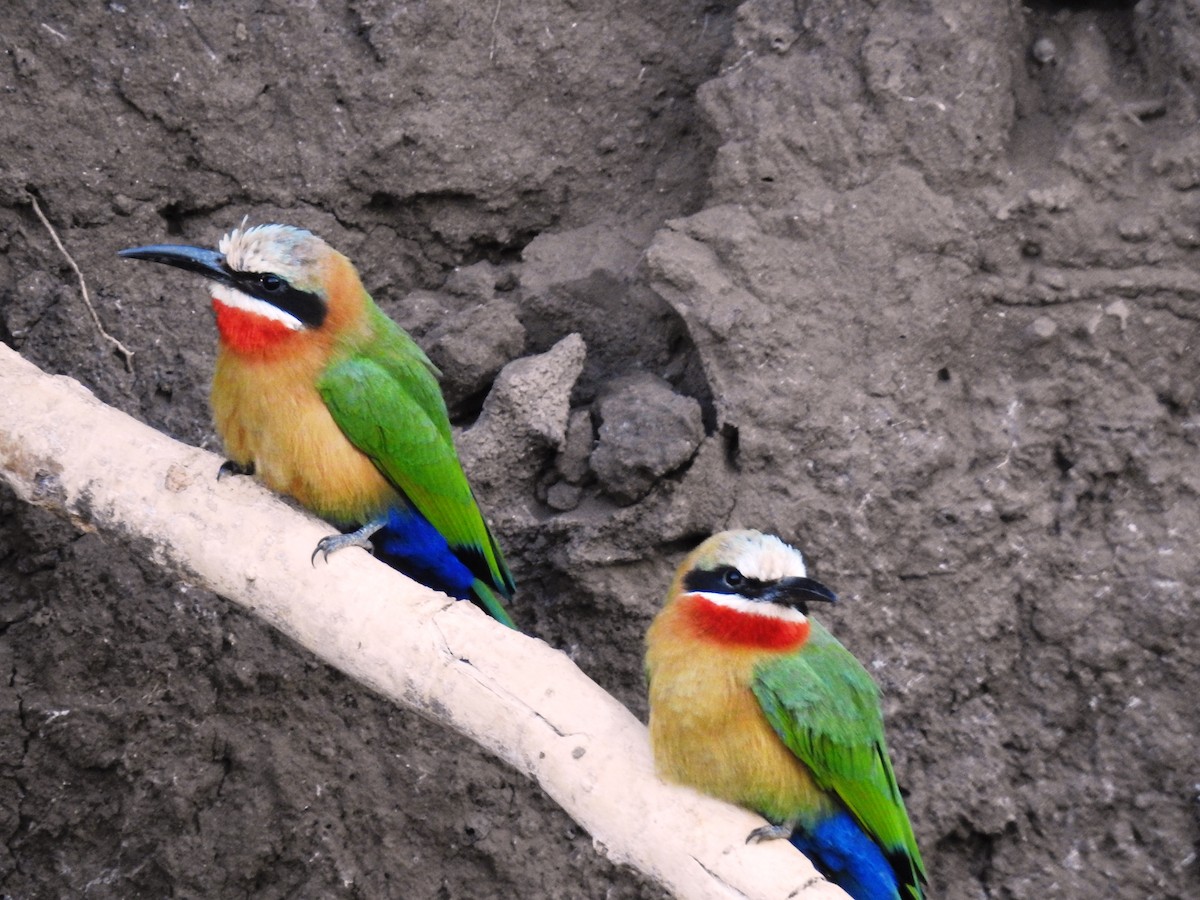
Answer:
[
  {"xmin": 688, "ymin": 591, "xmax": 808, "ymax": 623},
  {"xmin": 210, "ymin": 283, "xmax": 304, "ymax": 331}
]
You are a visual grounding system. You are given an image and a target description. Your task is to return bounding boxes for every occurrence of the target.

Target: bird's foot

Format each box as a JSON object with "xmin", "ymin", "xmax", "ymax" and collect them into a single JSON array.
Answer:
[
  {"xmin": 311, "ymin": 518, "xmax": 388, "ymax": 566},
  {"xmin": 746, "ymin": 822, "xmax": 797, "ymax": 844},
  {"xmin": 218, "ymin": 459, "xmax": 255, "ymax": 480}
]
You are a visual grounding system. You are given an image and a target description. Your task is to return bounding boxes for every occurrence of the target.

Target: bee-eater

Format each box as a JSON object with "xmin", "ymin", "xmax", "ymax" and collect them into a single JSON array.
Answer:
[
  {"xmin": 645, "ymin": 530, "xmax": 926, "ymax": 900},
  {"xmin": 119, "ymin": 222, "xmax": 516, "ymax": 627}
]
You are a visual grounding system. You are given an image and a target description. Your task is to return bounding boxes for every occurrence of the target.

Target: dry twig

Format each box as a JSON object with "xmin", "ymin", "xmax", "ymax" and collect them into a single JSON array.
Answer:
[
  {"xmin": 27, "ymin": 191, "xmax": 135, "ymax": 371},
  {"xmin": 489, "ymin": 0, "xmax": 502, "ymax": 61}
]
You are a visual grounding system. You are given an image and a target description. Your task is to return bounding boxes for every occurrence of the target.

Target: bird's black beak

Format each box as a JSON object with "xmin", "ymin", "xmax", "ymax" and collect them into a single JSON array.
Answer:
[
  {"xmin": 761, "ymin": 576, "xmax": 838, "ymax": 613},
  {"xmin": 118, "ymin": 244, "xmax": 237, "ymax": 288}
]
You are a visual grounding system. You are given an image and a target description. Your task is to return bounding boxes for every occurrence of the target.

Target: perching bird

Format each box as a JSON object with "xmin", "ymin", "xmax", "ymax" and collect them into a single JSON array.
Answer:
[
  {"xmin": 120, "ymin": 222, "xmax": 516, "ymax": 627},
  {"xmin": 645, "ymin": 530, "xmax": 926, "ymax": 900}
]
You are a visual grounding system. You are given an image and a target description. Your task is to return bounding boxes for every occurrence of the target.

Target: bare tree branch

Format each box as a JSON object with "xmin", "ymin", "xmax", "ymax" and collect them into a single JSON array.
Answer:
[{"xmin": 0, "ymin": 344, "xmax": 845, "ymax": 900}]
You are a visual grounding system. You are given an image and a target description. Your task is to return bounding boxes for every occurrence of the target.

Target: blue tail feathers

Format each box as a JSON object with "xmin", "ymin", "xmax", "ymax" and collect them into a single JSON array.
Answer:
[
  {"xmin": 371, "ymin": 507, "xmax": 478, "ymax": 602},
  {"xmin": 365, "ymin": 507, "xmax": 516, "ymax": 628},
  {"xmin": 790, "ymin": 811, "xmax": 903, "ymax": 900}
]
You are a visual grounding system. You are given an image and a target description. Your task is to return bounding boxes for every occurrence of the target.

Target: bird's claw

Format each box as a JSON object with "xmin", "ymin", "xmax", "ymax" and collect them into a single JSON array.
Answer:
[
  {"xmin": 310, "ymin": 519, "xmax": 387, "ymax": 567},
  {"xmin": 311, "ymin": 533, "xmax": 373, "ymax": 567},
  {"xmin": 746, "ymin": 823, "xmax": 796, "ymax": 845},
  {"xmin": 218, "ymin": 459, "xmax": 255, "ymax": 480}
]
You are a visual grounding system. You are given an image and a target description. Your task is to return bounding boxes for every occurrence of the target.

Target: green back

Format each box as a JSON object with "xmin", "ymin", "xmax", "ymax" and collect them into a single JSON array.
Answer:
[
  {"xmin": 316, "ymin": 302, "xmax": 514, "ymax": 598},
  {"xmin": 752, "ymin": 620, "xmax": 927, "ymax": 896}
]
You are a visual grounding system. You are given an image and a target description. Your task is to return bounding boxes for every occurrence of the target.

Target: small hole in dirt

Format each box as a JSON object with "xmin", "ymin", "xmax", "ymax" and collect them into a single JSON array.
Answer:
[
  {"xmin": 937, "ymin": 367, "xmax": 951, "ymax": 382},
  {"xmin": 158, "ymin": 202, "xmax": 186, "ymax": 236},
  {"xmin": 1053, "ymin": 444, "xmax": 1074, "ymax": 475},
  {"xmin": 367, "ymin": 191, "xmax": 401, "ymax": 213},
  {"xmin": 722, "ymin": 422, "xmax": 740, "ymax": 470}
]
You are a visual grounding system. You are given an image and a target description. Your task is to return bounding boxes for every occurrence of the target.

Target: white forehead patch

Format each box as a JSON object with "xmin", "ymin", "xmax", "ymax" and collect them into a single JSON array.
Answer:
[
  {"xmin": 726, "ymin": 531, "xmax": 808, "ymax": 582},
  {"xmin": 693, "ymin": 591, "xmax": 808, "ymax": 623},
  {"xmin": 219, "ymin": 222, "xmax": 320, "ymax": 275},
  {"xmin": 210, "ymin": 283, "xmax": 303, "ymax": 330}
]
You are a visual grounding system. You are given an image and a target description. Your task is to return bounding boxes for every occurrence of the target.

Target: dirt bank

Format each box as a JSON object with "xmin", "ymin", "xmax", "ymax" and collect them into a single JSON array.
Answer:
[{"xmin": 2, "ymin": 1, "xmax": 1197, "ymax": 897}]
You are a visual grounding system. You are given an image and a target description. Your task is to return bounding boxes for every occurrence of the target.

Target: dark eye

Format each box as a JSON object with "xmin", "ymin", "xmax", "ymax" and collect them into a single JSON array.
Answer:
[
  {"xmin": 722, "ymin": 568, "xmax": 744, "ymax": 588},
  {"xmin": 259, "ymin": 273, "xmax": 286, "ymax": 293}
]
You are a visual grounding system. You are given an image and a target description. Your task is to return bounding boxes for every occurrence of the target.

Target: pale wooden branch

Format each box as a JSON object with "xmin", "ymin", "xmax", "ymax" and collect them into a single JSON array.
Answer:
[{"xmin": 0, "ymin": 343, "xmax": 846, "ymax": 900}]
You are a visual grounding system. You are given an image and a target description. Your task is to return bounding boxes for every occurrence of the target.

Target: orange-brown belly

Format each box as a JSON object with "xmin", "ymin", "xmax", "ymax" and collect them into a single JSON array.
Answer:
[
  {"xmin": 211, "ymin": 353, "xmax": 399, "ymax": 524},
  {"xmin": 646, "ymin": 616, "xmax": 832, "ymax": 825}
]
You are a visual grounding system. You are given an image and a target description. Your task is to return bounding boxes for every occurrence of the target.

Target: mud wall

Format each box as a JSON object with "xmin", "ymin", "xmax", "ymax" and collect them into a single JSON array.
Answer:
[{"xmin": 2, "ymin": 1, "xmax": 1198, "ymax": 897}]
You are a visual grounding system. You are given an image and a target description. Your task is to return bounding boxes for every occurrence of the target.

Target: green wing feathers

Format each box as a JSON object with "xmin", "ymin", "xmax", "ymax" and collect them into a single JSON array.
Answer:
[
  {"xmin": 470, "ymin": 579, "xmax": 516, "ymax": 630},
  {"xmin": 752, "ymin": 624, "xmax": 927, "ymax": 892},
  {"xmin": 316, "ymin": 307, "xmax": 514, "ymax": 599}
]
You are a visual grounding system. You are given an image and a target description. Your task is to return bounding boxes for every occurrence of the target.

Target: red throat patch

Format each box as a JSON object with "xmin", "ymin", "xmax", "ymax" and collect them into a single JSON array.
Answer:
[
  {"xmin": 213, "ymin": 299, "xmax": 298, "ymax": 356},
  {"xmin": 682, "ymin": 593, "xmax": 811, "ymax": 651}
]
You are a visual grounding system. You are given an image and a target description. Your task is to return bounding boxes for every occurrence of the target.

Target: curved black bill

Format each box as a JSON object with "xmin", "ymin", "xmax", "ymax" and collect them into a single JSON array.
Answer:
[
  {"xmin": 118, "ymin": 244, "xmax": 236, "ymax": 287},
  {"xmin": 761, "ymin": 575, "xmax": 838, "ymax": 610}
]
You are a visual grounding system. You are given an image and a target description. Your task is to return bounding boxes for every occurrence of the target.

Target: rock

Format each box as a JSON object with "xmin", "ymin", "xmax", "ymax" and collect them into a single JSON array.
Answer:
[
  {"xmin": 1031, "ymin": 37, "xmax": 1057, "ymax": 66},
  {"xmin": 518, "ymin": 224, "xmax": 690, "ymax": 402},
  {"xmin": 1029, "ymin": 316, "xmax": 1058, "ymax": 341},
  {"xmin": 589, "ymin": 374, "xmax": 704, "ymax": 505},
  {"xmin": 427, "ymin": 298, "xmax": 526, "ymax": 413},
  {"xmin": 458, "ymin": 334, "xmax": 586, "ymax": 499},
  {"xmin": 444, "ymin": 261, "xmax": 501, "ymax": 301},
  {"xmin": 556, "ymin": 409, "xmax": 595, "ymax": 485},
  {"xmin": 544, "ymin": 480, "xmax": 582, "ymax": 512}
]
